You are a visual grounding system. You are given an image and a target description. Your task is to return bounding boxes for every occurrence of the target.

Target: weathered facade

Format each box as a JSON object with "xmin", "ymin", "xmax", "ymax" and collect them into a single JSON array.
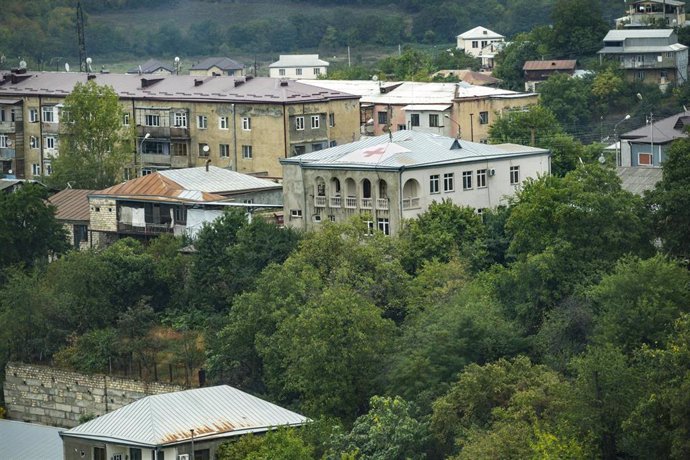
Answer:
[{"xmin": 0, "ymin": 71, "xmax": 360, "ymax": 180}]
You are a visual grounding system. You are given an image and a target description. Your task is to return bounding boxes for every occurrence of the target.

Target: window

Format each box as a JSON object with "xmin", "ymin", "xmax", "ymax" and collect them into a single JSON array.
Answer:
[
  {"xmin": 472, "ymin": 40, "xmax": 479, "ymax": 48},
  {"xmin": 311, "ymin": 115, "xmax": 320, "ymax": 129},
  {"xmin": 123, "ymin": 113, "xmax": 130, "ymax": 126},
  {"xmin": 314, "ymin": 68, "xmax": 321, "ymax": 76},
  {"xmin": 328, "ymin": 215, "xmax": 336, "ymax": 222},
  {"xmin": 42, "ymin": 106, "xmax": 56, "ymax": 123},
  {"xmin": 145, "ymin": 114, "xmax": 160, "ymax": 126},
  {"xmin": 636, "ymin": 71, "xmax": 645, "ymax": 81},
  {"xmin": 295, "ymin": 116, "xmax": 305, "ymax": 130},
  {"xmin": 172, "ymin": 143, "xmax": 188, "ymax": 156},
  {"xmin": 242, "ymin": 117, "xmax": 251, "ymax": 130},
  {"xmin": 365, "ymin": 220, "xmax": 375, "ymax": 235},
  {"xmin": 510, "ymin": 166, "xmax": 520, "ymax": 185},
  {"xmin": 29, "ymin": 108, "xmax": 39, "ymax": 122},
  {"xmin": 142, "ymin": 168, "xmax": 154, "ymax": 176},
  {"xmin": 398, "ymin": 124, "xmax": 406, "ymax": 131},
  {"xmin": 219, "ymin": 144, "xmax": 230, "ymax": 157},
  {"xmin": 429, "ymin": 114, "xmax": 440, "ymax": 127},
  {"xmin": 198, "ymin": 143, "xmax": 209, "ymax": 156},
  {"xmin": 638, "ymin": 152, "xmax": 653, "ymax": 165},
  {"xmin": 30, "ymin": 136, "xmax": 39, "ymax": 149},
  {"xmin": 462, "ymin": 171, "xmax": 473, "ymax": 190},
  {"xmin": 329, "ymin": 113, "xmax": 335, "ymax": 127},
  {"xmin": 312, "ymin": 143, "xmax": 323, "ymax": 151},
  {"xmin": 479, "ymin": 111, "xmax": 489, "ymax": 124},
  {"xmin": 377, "ymin": 218, "xmax": 390, "ymax": 235},
  {"xmin": 219, "ymin": 116, "xmax": 228, "ymax": 129},
  {"xmin": 481, "ymin": 40, "xmax": 488, "ymax": 47},
  {"xmin": 290, "ymin": 209, "xmax": 303, "ymax": 219},
  {"xmin": 45, "ymin": 162, "xmax": 52, "ymax": 176},
  {"xmin": 279, "ymin": 69, "xmax": 286, "ymax": 76},
  {"xmin": 296, "ymin": 68, "xmax": 303, "ymax": 76},
  {"xmin": 411, "ymin": 114, "xmax": 420, "ymax": 127},
  {"xmin": 329, "ymin": 140, "xmax": 337, "ymax": 147},
  {"xmin": 430, "ymin": 174, "xmax": 440, "ymax": 193},
  {"xmin": 174, "ymin": 112, "xmax": 187, "ymax": 128},
  {"xmin": 142, "ymin": 141, "xmax": 167, "ymax": 154},
  {"xmin": 476, "ymin": 169, "xmax": 487, "ymax": 188},
  {"xmin": 443, "ymin": 172, "xmax": 454, "ymax": 192},
  {"xmin": 197, "ymin": 115, "xmax": 208, "ymax": 129},
  {"xmin": 129, "ymin": 448, "xmax": 142, "ymax": 460},
  {"xmin": 242, "ymin": 145, "xmax": 252, "ymax": 159},
  {"xmin": 294, "ymin": 145, "xmax": 305, "ymax": 156},
  {"xmin": 174, "ymin": 207, "xmax": 187, "ymax": 224},
  {"xmin": 45, "ymin": 136, "xmax": 56, "ymax": 149},
  {"xmin": 0, "ymin": 135, "xmax": 8, "ymax": 148},
  {"xmin": 378, "ymin": 111, "xmax": 388, "ymax": 125},
  {"xmin": 32, "ymin": 163, "xmax": 41, "ymax": 176},
  {"xmin": 93, "ymin": 447, "xmax": 106, "ymax": 460}
]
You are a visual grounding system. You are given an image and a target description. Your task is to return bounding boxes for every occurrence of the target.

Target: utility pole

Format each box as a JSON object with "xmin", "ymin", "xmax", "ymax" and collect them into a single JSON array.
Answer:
[{"xmin": 76, "ymin": 0, "xmax": 87, "ymax": 72}]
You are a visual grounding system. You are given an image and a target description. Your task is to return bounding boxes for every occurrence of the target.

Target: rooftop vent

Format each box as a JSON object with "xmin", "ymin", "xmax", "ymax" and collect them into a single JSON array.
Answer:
[
  {"xmin": 194, "ymin": 79, "xmax": 204, "ymax": 87},
  {"xmin": 234, "ymin": 78, "xmax": 246, "ymax": 87},
  {"xmin": 450, "ymin": 139, "xmax": 462, "ymax": 150},
  {"xmin": 141, "ymin": 77, "xmax": 164, "ymax": 88},
  {"xmin": 279, "ymin": 78, "xmax": 288, "ymax": 87},
  {"xmin": 87, "ymin": 74, "xmax": 96, "ymax": 81}
]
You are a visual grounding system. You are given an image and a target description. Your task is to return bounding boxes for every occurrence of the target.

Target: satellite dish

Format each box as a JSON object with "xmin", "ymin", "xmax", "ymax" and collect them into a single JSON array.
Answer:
[
  {"xmin": 202, "ymin": 145, "xmax": 210, "ymax": 153},
  {"xmin": 174, "ymin": 56, "xmax": 180, "ymax": 63},
  {"xmin": 372, "ymin": 75, "xmax": 379, "ymax": 82},
  {"xmin": 65, "ymin": 62, "xmax": 70, "ymax": 72},
  {"xmin": 19, "ymin": 60, "xmax": 27, "ymax": 69}
]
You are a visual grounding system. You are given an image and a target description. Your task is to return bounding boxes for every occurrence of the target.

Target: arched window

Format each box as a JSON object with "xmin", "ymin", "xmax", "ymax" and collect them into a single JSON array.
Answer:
[
  {"xmin": 330, "ymin": 177, "xmax": 341, "ymax": 195},
  {"xmin": 402, "ymin": 179, "xmax": 421, "ymax": 209},
  {"xmin": 315, "ymin": 177, "xmax": 326, "ymax": 196},
  {"xmin": 361, "ymin": 179, "xmax": 372, "ymax": 198}
]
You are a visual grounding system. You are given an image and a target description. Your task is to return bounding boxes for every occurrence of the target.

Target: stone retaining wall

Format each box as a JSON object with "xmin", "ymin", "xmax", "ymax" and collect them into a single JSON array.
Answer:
[{"xmin": 3, "ymin": 362, "xmax": 186, "ymax": 428}]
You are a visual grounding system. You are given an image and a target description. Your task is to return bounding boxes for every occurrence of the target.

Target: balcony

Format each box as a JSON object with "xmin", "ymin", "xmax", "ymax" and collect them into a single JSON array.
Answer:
[
  {"xmin": 330, "ymin": 196, "xmax": 342, "ymax": 208},
  {"xmin": 0, "ymin": 147, "xmax": 15, "ymax": 160},
  {"xmin": 344, "ymin": 197, "xmax": 357, "ymax": 209},
  {"xmin": 361, "ymin": 198, "xmax": 373, "ymax": 209},
  {"xmin": 141, "ymin": 153, "xmax": 172, "ymax": 165},
  {"xmin": 170, "ymin": 126, "xmax": 191, "ymax": 139},
  {"xmin": 137, "ymin": 125, "xmax": 171, "ymax": 138},
  {"xmin": 402, "ymin": 197, "xmax": 421, "ymax": 210},
  {"xmin": 41, "ymin": 122, "xmax": 59, "ymax": 134},
  {"xmin": 376, "ymin": 198, "xmax": 389, "ymax": 210},
  {"xmin": 43, "ymin": 149, "xmax": 59, "ymax": 159},
  {"xmin": 118, "ymin": 222, "xmax": 173, "ymax": 235},
  {"xmin": 314, "ymin": 196, "xmax": 327, "ymax": 208},
  {"xmin": 171, "ymin": 155, "xmax": 190, "ymax": 168},
  {"xmin": 0, "ymin": 121, "xmax": 17, "ymax": 134},
  {"xmin": 622, "ymin": 58, "xmax": 677, "ymax": 70}
]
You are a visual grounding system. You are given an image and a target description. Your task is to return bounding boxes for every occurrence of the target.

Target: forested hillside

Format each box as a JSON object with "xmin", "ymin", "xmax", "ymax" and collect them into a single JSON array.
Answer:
[{"xmin": 0, "ymin": 0, "xmax": 623, "ymax": 69}]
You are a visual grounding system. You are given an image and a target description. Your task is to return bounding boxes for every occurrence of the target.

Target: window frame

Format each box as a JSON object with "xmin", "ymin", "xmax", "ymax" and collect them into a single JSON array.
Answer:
[
  {"xmin": 173, "ymin": 112, "xmax": 187, "ymax": 128},
  {"xmin": 242, "ymin": 144, "xmax": 253, "ymax": 159},
  {"xmin": 219, "ymin": 143, "xmax": 230, "ymax": 157},
  {"xmin": 443, "ymin": 172, "xmax": 454, "ymax": 192},
  {"xmin": 429, "ymin": 114, "xmax": 440, "ymax": 128},
  {"xmin": 476, "ymin": 169, "xmax": 487, "ymax": 188},
  {"xmin": 42, "ymin": 106, "xmax": 56, "ymax": 123},
  {"xmin": 242, "ymin": 117, "xmax": 251, "ymax": 131},
  {"xmin": 29, "ymin": 108, "xmax": 39, "ymax": 123},
  {"xmin": 377, "ymin": 217, "xmax": 390, "ymax": 235},
  {"xmin": 197, "ymin": 115, "xmax": 208, "ymax": 129},
  {"xmin": 638, "ymin": 152, "xmax": 653, "ymax": 165},
  {"xmin": 430, "ymin": 174, "xmax": 440, "ymax": 194},
  {"xmin": 219, "ymin": 116, "xmax": 229, "ymax": 130},
  {"xmin": 462, "ymin": 171, "xmax": 473, "ymax": 190},
  {"xmin": 510, "ymin": 166, "xmax": 520, "ymax": 185},
  {"xmin": 145, "ymin": 114, "xmax": 161, "ymax": 127},
  {"xmin": 479, "ymin": 111, "xmax": 489, "ymax": 125},
  {"xmin": 44, "ymin": 136, "xmax": 56, "ymax": 150},
  {"xmin": 198, "ymin": 143, "xmax": 209, "ymax": 157},
  {"xmin": 295, "ymin": 116, "xmax": 305, "ymax": 131},
  {"xmin": 411, "ymin": 113, "xmax": 420, "ymax": 127},
  {"xmin": 311, "ymin": 115, "xmax": 320, "ymax": 129}
]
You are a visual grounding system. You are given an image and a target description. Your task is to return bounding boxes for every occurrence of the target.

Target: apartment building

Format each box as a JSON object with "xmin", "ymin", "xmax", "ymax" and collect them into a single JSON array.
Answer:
[
  {"xmin": 281, "ymin": 130, "xmax": 550, "ymax": 236},
  {"xmin": 0, "ymin": 69, "xmax": 360, "ymax": 180}
]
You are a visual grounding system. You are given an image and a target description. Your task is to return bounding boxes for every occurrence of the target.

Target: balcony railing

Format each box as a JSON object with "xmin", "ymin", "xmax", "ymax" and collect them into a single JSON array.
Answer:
[
  {"xmin": 0, "ymin": 147, "xmax": 15, "ymax": 160},
  {"xmin": 0, "ymin": 121, "xmax": 16, "ymax": 133},
  {"xmin": 345, "ymin": 196, "xmax": 357, "ymax": 208},
  {"xmin": 314, "ymin": 196, "xmax": 327, "ymax": 207},
  {"xmin": 141, "ymin": 153, "xmax": 172, "ymax": 165},
  {"xmin": 402, "ymin": 197, "xmax": 421, "ymax": 209},
  {"xmin": 361, "ymin": 198, "xmax": 373, "ymax": 209},
  {"xmin": 330, "ymin": 196, "xmax": 341, "ymax": 208},
  {"xmin": 118, "ymin": 222, "xmax": 173, "ymax": 235},
  {"xmin": 376, "ymin": 198, "xmax": 389, "ymax": 210}
]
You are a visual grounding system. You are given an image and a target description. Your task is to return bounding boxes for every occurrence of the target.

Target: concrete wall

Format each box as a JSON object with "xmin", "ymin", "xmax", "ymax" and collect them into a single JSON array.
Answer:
[{"xmin": 3, "ymin": 362, "xmax": 185, "ymax": 428}]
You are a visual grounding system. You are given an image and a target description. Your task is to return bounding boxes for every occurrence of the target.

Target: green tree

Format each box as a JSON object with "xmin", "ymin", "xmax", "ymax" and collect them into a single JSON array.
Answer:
[
  {"xmin": 550, "ymin": 0, "xmax": 608, "ymax": 58},
  {"xmin": 48, "ymin": 80, "xmax": 133, "ymax": 190},
  {"xmin": 493, "ymin": 29, "xmax": 550, "ymax": 91},
  {"xmin": 216, "ymin": 428, "xmax": 315, "ymax": 460},
  {"xmin": 0, "ymin": 184, "xmax": 67, "ymax": 273},
  {"xmin": 327, "ymin": 396, "xmax": 429, "ymax": 460},
  {"xmin": 488, "ymin": 105, "xmax": 562, "ymax": 146},
  {"xmin": 646, "ymin": 137, "xmax": 690, "ymax": 259},
  {"xmin": 538, "ymin": 73, "xmax": 592, "ymax": 132}
]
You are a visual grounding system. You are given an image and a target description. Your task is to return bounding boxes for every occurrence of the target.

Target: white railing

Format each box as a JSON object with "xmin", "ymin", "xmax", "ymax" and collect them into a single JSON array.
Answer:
[
  {"xmin": 402, "ymin": 197, "xmax": 420, "ymax": 209},
  {"xmin": 361, "ymin": 198, "xmax": 373, "ymax": 209},
  {"xmin": 314, "ymin": 196, "xmax": 327, "ymax": 207},
  {"xmin": 345, "ymin": 197, "xmax": 357, "ymax": 208},
  {"xmin": 376, "ymin": 198, "xmax": 389, "ymax": 210},
  {"xmin": 330, "ymin": 196, "xmax": 341, "ymax": 208}
]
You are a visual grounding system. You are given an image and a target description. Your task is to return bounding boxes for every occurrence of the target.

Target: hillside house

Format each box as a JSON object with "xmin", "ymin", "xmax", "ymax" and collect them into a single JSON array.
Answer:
[
  {"xmin": 456, "ymin": 26, "xmax": 505, "ymax": 60},
  {"xmin": 269, "ymin": 55, "xmax": 329, "ymax": 79},
  {"xmin": 522, "ymin": 60, "xmax": 577, "ymax": 91},
  {"xmin": 189, "ymin": 57, "xmax": 245, "ymax": 77},
  {"xmin": 617, "ymin": 0, "xmax": 687, "ymax": 28}
]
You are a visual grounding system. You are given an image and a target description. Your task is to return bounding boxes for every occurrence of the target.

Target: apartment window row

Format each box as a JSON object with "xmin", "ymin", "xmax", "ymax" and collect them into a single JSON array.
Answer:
[{"xmin": 429, "ymin": 167, "xmax": 514, "ymax": 193}]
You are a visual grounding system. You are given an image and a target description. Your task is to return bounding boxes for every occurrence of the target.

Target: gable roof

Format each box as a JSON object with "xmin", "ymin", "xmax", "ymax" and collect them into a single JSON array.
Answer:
[
  {"xmin": 0, "ymin": 420, "xmax": 63, "ymax": 460},
  {"xmin": 62, "ymin": 385, "xmax": 309, "ymax": 447},
  {"xmin": 191, "ymin": 57, "xmax": 244, "ymax": 71},
  {"xmin": 48, "ymin": 188, "xmax": 96, "ymax": 222},
  {"xmin": 127, "ymin": 59, "xmax": 174, "ymax": 74},
  {"xmin": 457, "ymin": 26, "xmax": 504, "ymax": 40},
  {"xmin": 92, "ymin": 166, "xmax": 280, "ymax": 202},
  {"xmin": 281, "ymin": 130, "xmax": 548, "ymax": 171},
  {"xmin": 603, "ymin": 29, "xmax": 675, "ymax": 41},
  {"xmin": 269, "ymin": 54, "xmax": 330, "ymax": 68},
  {"xmin": 523, "ymin": 60, "xmax": 577, "ymax": 71},
  {"xmin": 621, "ymin": 111, "xmax": 690, "ymax": 144}
]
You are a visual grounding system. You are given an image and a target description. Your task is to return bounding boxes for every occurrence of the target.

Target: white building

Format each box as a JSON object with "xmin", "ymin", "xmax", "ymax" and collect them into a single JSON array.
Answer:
[
  {"xmin": 456, "ymin": 26, "xmax": 505, "ymax": 59},
  {"xmin": 281, "ymin": 130, "xmax": 550, "ymax": 235},
  {"xmin": 269, "ymin": 54, "xmax": 330, "ymax": 79}
]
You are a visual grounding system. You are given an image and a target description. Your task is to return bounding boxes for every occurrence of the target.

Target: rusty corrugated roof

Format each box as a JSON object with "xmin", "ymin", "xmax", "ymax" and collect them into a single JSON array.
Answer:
[
  {"xmin": 522, "ymin": 60, "xmax": 577, "ymax": 71},
  {"xmin": 48, "ymin": 189, "xmax": 95, "ymax": 222},
  {"xmin": 62, "ymin": 385, "xmax": 309, "ymax": 447},
  {"xmin": 93, "ymin": 172, "xmax": 225, "ymax": 203}
]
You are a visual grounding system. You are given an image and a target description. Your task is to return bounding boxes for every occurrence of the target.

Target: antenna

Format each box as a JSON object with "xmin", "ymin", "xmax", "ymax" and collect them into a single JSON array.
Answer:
[{"xmin": 76, "ymin": 0, "xmax": 87, "ymax": 72}]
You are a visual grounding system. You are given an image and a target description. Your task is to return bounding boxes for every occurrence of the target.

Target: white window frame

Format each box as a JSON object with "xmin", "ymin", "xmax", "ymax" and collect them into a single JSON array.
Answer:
[
  {"xmin": 462, "ymin": 171, "xmax": 473, "ymax": 190},
  {"xmin": 296, "ymin": 68, "xmax": 303, "ymax": 76},
  {"xmin": 30, "ymin": 136, "xmax": 39, "ymax": 149},
  {"xmin": 45, "ymin": 136, "xmax": 56, "ymax": 150},
  {"xmin": 510, "ymin": 166, "xmax": 520, "ymax": 185},
  {"xmin": 0, "ymin": 135, "xmax": 8, "ymax": 148},
  {"xmin": 472, "ymin": 40, "xmax": 479, "ymax": 48},
  {"xmin": 242, "ymin": 117, "xmax": 251, "ymax": 131},
  {"xmin": 314, "ymin": 68, "xmax": 321, "ymax": 76},
  {"xmin": 32, "ymin": 163, "xmax": 41, "ymax": 176},
  {"xmin": 430, "ymin": 174, "xmax": 440, "ymax": 194},
  {"xmin": 279, "ymin": 69, "xmax": 286, "ymax": 76},
  {"xmin": 219, "ymin": 144, "xmax": 230, "ymax": 157},
  {"xmin": 42, "ymin": 106, "xmax": 56, "ymax": 123},
  {"xmin": 219, "ymin": 116, "xmax": 229, "ymax": 130},
  {"xmin": 443, "ymin": 172, "xmax": 454, "ymax": 192},
  {"xmin": 29, "ymin": 108, "xmax": 39, "ymax": 123},
  {"xmin": 638, "ymin": 152, "xmax": 653, "ymax": 165},
  {"xmin": 311, "ymin": 115, "xmax": 320, "ymax": 129},
  {"xmin": 123, "ymin": 113, "xmax": 130, "ymax": 126},
  {"xmin": 174, "ymin": 112, "xmax": 187, "ymax": 128},
  {"xmin": 145, "ymin": 114, "xmax": 160, "ymax": 127},
  {"xmin": 477, "ymin": 169, "xmax": 487, "ymax": 188},
  {"xmin": 290, "ymin": 209, "xmax": 303, "ymax": 219},
  {"xmin": 197, "ymin": 115, "xmax": 208, "ymax": 129},
  {"xmin": 329, "ymin": 113, "xmax": 335, "ymax": 127},
  {"xmin": 242, "ymin": 145, "xmax": 252, "ymax": 159},
  {"xmin": 295, "ymin": 116, "xmax": 305, "ymax": 131},
  {"xmin": 198, "ymin": 143, "xmax": 209, "ymax": 156},
  {"xmin": 377, "ymin": 218, "xmax": 390, "ymax": 235}
]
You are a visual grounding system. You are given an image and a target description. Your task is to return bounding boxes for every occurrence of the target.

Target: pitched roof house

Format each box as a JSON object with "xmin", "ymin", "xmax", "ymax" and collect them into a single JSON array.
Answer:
[
  {"xmin": 0, "ymin": 419, "xmax": 64, "ymax": 460},
  {"xmin": 48, "ymin": 188, "xmax": 96, "ymax": 250},
  {"xmin": 61, "ymin": 385, "xmax": 309, "ymax": 460},
  {"xmin": 126, "ymin": 59, "xmax": 174, "ymax": 75},
  {"xmin": 190, "ymin": 57, "xmax": 245, "ymax": 76},
  {"xmin": 522, "ymin": 60, "xmax": 577, "ymax": 91},
  {"xmin": 456, "ymin": 26, "xmax": 505, "ymax": 60},
  {"xmin": 269, "ymin": 54, "xmax": 329, "ymax": 79}
]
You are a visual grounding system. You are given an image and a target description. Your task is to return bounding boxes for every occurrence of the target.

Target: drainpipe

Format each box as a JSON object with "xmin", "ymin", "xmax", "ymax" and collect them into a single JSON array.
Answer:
[
  {"xmin": 398, "ymin": 166, "xmax": 405, "ymax": 235},
  {"xmin": 38, "ymin": 95, "xmax": 43, "ymax": 179},
  {"xmin": 232, "ymin": 103, "xmax": 237, "ymax": 171},
  {"xmin": 283, "ymin": 102, "xmax": 289, "ymax": 158}
]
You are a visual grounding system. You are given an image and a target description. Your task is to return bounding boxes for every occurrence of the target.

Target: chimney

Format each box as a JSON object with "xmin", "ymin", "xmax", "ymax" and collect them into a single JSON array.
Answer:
[
  {"xmin": 279, "ymin": 78, "xmax": 288, "ymax": 87},
  {"xmin": 205, "ymin": 159, "xmax": 211, "ymax": 172},
  {"xmin": 87, "ymin": 74, "xmax": 96, "ymax": 80},
  {"xmin": 141, "ymin": 77, "xmax": 164, "ymax": 88},
  {"xmin": 194, "ymin": 79, "xmax": 204, "ymax": 87}
]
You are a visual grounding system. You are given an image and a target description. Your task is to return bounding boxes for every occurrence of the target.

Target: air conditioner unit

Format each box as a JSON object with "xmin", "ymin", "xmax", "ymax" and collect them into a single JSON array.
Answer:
[{"xmin": 488, "ymin": 168, "xmax": 496, "ymax": 177}]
